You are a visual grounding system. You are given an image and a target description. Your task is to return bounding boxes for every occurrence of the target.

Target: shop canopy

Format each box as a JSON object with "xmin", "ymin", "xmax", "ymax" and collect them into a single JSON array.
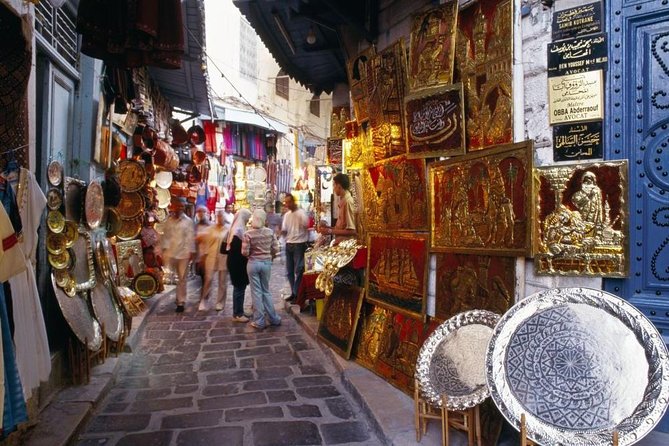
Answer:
[
  {"xmin": 214, "ymin": 104, "xmax": 290, "ymax": 135},
  {"xmin": 232, "ymin": 0, "xmax": 379, "ymax": 94}
]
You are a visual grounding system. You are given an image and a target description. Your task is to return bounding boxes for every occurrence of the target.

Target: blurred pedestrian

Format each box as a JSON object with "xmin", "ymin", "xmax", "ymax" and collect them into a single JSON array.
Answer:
[
  {"xmin": 223, "ymin": 202, "xmax": 235, "ymax": 226},
  {"xmin": 161, "ymin": 198, "xmax": 195, "ymax": 313},
  {"xmin": 242, "ymin": 209, "xmax": 281, "ymax": 329},
  {"xmin": 196, "ymin": 210, "xmax": 230, "ymax": 312},
  {"xmin": 194, "ymin": 205, "xmax": 210, "ymax": 279},
  {"xmin": 281, "ymin": 194, "xmax": 308, "ymax": 302},
  {"xmin": 226, "ymin": 208, "xmax": 252, "ymax": 322}
]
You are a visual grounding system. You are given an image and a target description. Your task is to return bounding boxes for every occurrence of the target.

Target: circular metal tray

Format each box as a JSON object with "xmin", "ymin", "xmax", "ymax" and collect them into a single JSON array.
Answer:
[
  {"xmin": 486, "ymin": 287, "xmax": 669, "ymax": 446},
  {"xmin": 90, "ymin": 278, "xmax": 124, "ymax": 343},
  {"xmin": 51, "ymin": 273, "xmax": 103, "ymax": 351},
  {"xmin": 416, "ymin": 309, "xmax": 499, "ymax": 410}
]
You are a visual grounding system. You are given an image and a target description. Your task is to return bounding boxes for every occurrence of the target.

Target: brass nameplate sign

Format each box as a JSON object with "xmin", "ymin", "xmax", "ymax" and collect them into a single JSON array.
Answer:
[
  {"xmin": 548, "ymin": 70, "xmax": 603, "ymax": 125},
  {"xmin": 552, "ymin": 2, "xmax": 603, "ymax": 41}
]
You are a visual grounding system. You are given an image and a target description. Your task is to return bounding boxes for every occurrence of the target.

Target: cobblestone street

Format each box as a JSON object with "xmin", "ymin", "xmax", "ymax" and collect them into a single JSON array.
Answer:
[{"xmin": 74, "ymin": 262, "xmax": 379, "ymax": 446}]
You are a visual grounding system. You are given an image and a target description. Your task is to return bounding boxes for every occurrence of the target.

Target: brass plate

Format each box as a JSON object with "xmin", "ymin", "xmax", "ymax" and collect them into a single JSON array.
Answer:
[
  {"xmin": 54, "ymin": 269, "xmax": 73, "ymax": 288},
  {"xmin": 46, "ymin": 232, "xmax": 67, "ymax": 255},
  {"xmin": 47, "ymin": 210, "xmax": 65, "ymax": 233},
  {"xmin": 70, "ymin": 228, "xmax": 97, "ymax": 292},
  {"xmin": 47, "ymin": 188, "xmax": 62, "ymax": 210},
  {"xmin": 85, "ymin": 180, "xmax": 105, "ymax": 229},
  {"xmin": 117, "ymin": 217, "xmax": 143, "ymax": 241},
  {"xmin": 154, "ymin": 207, "xmax": 168, "ymax": 223},
  {"xmin": 48, "ymin": 249, "xmax": 71, "ymax": 270},
  {"xmin": 63, "ymin": 220, "xmax": 78, "ymax": 248},
  {"xmin": 117, "ymin": 192, "xmax": 144, "ymax": 219},
  {"xmin": 90, "ymin": 278, "xmax": 124, "ymax": 342},
  {"xmin": 47, "ymin": 160, "xmax": 63, "ymax": 186},
  {"xmin": 104, "ymin": 207, "xmax": 122, "ymax": 238},
  {"xmin": 155, "ymin": 187, "xmax": 171, "ymax": 209},
  {"xmin": 118, "ymin": 159, "xmax": 147, "ymax": 192},
  {"xmin": 132, "ymin": 272, "xmax": 158, "ymax": 298},
  {"xmin": 62, "ymin": 281, "xmax": 77, "ymax": 297}
]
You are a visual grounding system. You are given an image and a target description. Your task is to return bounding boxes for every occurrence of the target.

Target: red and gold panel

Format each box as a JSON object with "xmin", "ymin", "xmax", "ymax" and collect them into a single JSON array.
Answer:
[
  {"xmin": 429, "ymin": 141, "xmax": 533, "ymax": 256},
  {"xmin": 317, "ymin": 285, "xmax": 365, "ymax": 360},
  {"xmin": 434, "ymin": 253, "xmax": 515, "ymax": 323},
  {"xmin": 330, "ymin": 106, "xmax": 350, "ymax": 139},
  {"xmin": 347, "ymin": 47, "xmax": 375, "ymax": 124},
  {"xmin": 407, "ymin": 0, "xmax": 459, "ymax": 92},
  {"xmin": 366, "ymin": 232, "xmax": 429, "ymax": 318},
  {"xmin": 361, "ymin": 156, "xmax": 428, "ymax": 232},
  {"xmin": 327, "ymin": 138, "xmax": 343, "ymax": 166},
  {"xmin": 404, "ymin": 83, "xmax": 466, "ymax": 159},
  {"xmin": 367, "ymin": 40, "xmax": 408, "ymax": 162},
  {"xmin": 534, "ymin": 160, "xmax": 629, "ymax": 277},
  {"xmin": 454, "ymin": 0, "xmax": 513, "ymax": 151}
]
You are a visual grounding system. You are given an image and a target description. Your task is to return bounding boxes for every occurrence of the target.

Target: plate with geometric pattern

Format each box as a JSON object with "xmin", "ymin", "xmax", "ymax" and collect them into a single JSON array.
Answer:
[{"xmin": 486, "ymin": 287, "xmax": 669, "ymax": 446}]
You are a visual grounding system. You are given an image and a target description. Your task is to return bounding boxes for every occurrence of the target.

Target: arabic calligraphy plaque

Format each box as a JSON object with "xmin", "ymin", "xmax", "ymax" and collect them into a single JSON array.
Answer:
[
  {"xmin": 407, "ymin": 0, "xmax": 458, "ymax": 92},
  {"xmin": 454, "ymin": 0, "xmax": 513, "ymax": 150},
  {"xmin": 317, "ymin": 285, "xmax": 365, "ymax": 360},
  {"xmin": 430, "ymin": 141, "xmax": 533, "ymax": 256},
  {"xmin": 404, "ymin": 84, "xmax": 465, "ymax": 159},
  {"xmin": 361, "ymin": 156, "xmax": 428, "ymax": 232},
  {"xmin": 347, "ymin": 47, "xmax": 375, "ymax": 124},
  {"xmin": 366, "ymin": 232, "xmax": 428, "ymax": 318},
  {"xmin": 434, "ymin": 253, "xmax": 515, "ymax": 323},
  {"xmin": 552, "ymin": 1, "xmax": 603, "ymax": 41},
  {"xmin": 548, "ymin": 70, "xmax": 604, "ymax": 124},
  {"xmin": 327, "ymin": 138, "xmax": 343, "ymax": 166},
  {"xmin": 534, "ymin": 161, "xmax": 629, "ymax": 277},
  {"xmin": 548, "ymin": 33, "xmax": 608, "ymax": 77},
  {"xmin": 367, "ymin": 40, "xmax": 408, "ymax": 161},
  {"xmin": 553, "ymin": 121, "xmax": 603, "ymax": 161}
]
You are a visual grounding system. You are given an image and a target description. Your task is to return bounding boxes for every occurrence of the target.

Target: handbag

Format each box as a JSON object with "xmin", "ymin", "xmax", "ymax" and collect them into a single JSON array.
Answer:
[{"xmin": 220, "ymin": 239, "xmax": 229, "ymax": 255}]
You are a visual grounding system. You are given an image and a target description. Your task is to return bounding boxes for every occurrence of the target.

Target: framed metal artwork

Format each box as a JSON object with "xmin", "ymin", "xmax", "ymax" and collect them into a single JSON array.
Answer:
[
  {"xmin": 534, "ymin": 160, "xmax": 629, "ymax": 277},
  {"xmin": 327, "ymin": 138, "xmax": 343, "ymax": 166},
  {"xmin": 317, "ymin": 285, "xmax": 365, "ymax": 360},
  {"xmin": 407, "ymin": 0, "xmax": 459, "ymax": 92},
  {"xmin": 454, "ymin": 0, "xmax": 513, "ymax": 150},
  {"xmin": 430, "ymin": 140, "xmax": 534, "ymax": 255},
  {"xmin": 366, "ymin": 232, "xmax": 429, "ymax": 319},
  {"xmin": 404, "ymin": 83, "xmax": 466, "ymax": 159},
  {"xmin": 361, "ymin": 155, "xmax": 428, "ymax": 232},
  {"xmin": 343, "ymin": 122, "xmax": 374, "ymax": 171},
  {"xmin": 346, "ymin": 47, "xmax": 375, "ymax": 124},
  {"xmin": 434, "ymin": 253, "xmax": 515, "ymax": 323},
  {"xmin": 487, "ymin": 287, "xmax": 669, "ymax": 446},
  {"xmin": 330, "ymin": 106, "xmax": 350, "ymax": 139},
  {"xmin": 116, "ymin": 239, "xmax": 145, "ymax": 286}
]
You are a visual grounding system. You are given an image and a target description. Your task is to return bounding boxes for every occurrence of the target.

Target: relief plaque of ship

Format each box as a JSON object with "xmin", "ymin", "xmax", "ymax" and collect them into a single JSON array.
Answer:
[{"xmin": 372, "ymin": 248, "xmax": 420, "ymax": 293}]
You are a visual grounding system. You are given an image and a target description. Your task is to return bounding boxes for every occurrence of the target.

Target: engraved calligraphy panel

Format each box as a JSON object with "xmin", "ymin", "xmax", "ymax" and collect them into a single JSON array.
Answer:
[
  {"xmin": 534, "ymin": 160, "xmax": 629, "ymax": 277},
  {"xmin": 553, "ymin": 121, "xmax": 603, "ymax": 161},
  {"xmin": 547, "ymin": 33, "xmax": 608, "ymax": 77},
  {"xmin": 454, "ymin": 0, "xmax": 513, "ymax": 151},
  {"xmin": 366, "ymin": 232, "xmax": 429, "ymax": 318},
  {"xmin": 434, "ymin": 253, "xmax": 515, "ymax": 323},
  {"xmin": 548, "ymin": 70, "xmax": 604, "ymax": 124},
  {"xmin": 404, "ymin": 84, "xmax": 466, "ymax": 159},
  {"xmin": 552, "ymin": 1, "xmax": 603, "ymax": 41},
  {"xmin": 347, "ymin": 47, "xmax": 375, "ymax": 124},
  {"xmin": 430, "ymin": 141, "xmax": 533, "ymax": 255},
  {"xmin": 361, "ymin": 156, "xmax": 428, "ymax": 232},
  {"xmin": 407, "ymin": 0, "xmax": 459, "ymax": 92},
  {"xmin": 317, "ymin": 285, "xmax": 365, "ymax": 360}
]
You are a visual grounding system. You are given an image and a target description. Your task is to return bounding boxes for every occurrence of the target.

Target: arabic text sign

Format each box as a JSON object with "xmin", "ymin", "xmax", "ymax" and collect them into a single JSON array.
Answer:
[
  {"xmin": 552, "ymin": 1, "xmax": 603, "ymax": 41},
  {"xmin": 547, "ymin": 33, "xmax": 608, "ymax": 77},
  {"xmin": 548, "ymin": 70, "xmax": 603, "ymax": 125},
  {"xmin": 553, "ymin": 121, "xmax": 603, "ymax": 161}
]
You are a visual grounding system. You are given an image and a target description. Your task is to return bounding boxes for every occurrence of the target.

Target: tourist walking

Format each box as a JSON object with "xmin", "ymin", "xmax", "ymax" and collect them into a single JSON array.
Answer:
[
  {"xmin": 226, "ymin": 208, "xmax": 252, "ymax": 322},
  {"xmin": 195, "ymin": 210, "xmax": 230, "ymax": 312},
  {"xmin": 242, "ymin": 209, "xmax": 281, "ymax": 329},
  {"xmin": 281, "ymin": 193, "xmax": 308, "ymax": 302},
  {"xmin": 161, "ymin": 198, "xmax": 196, "ymax": 313},
  {"xmin": 194, "ymin": 205, "xmax": 210, "ymax": 279}
]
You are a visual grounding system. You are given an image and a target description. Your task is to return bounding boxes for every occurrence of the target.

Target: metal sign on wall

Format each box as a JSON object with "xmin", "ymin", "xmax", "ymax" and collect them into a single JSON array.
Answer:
[
  {"xmin": 547, "ymin": 33, "xmax": 608, "ymax": 77},
  {"xmin": 552, "ymin": 1, "xmax": 603, "ymax": 41},
  {"xmin": 553, "ymin": 121, "xmax": 603, "ymax": 161},
  {"xmin": 548, "ymin": 70, "xmax": 604, "ymax": 125}
]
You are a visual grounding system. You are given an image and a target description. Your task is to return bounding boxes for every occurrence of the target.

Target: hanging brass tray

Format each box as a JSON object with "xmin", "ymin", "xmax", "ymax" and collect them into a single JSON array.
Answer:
[
  {"xmin": 51, "ymin": 273, "xmax": 103, "ymax": 351},
  {"xmin": 117, "ymin": 192, "xmax": 144, "ymax": 219},
  {"xmin": 85, "ymin": 179, "xmax": 105, "ymax": 229},
  {"xmin": 118, "ymin": 159, "xmax": 147, "ymax": 192},
  {"xmin": 70, "ymin": 228, "xmax": 97, "ymax": 292},
  {"xmin": 47, "ymin": 160, "xmax": 63, "ymax": 186},
  {"xmin": 90, "ymin": 277, "xmax": 124, "ymax": 343}
]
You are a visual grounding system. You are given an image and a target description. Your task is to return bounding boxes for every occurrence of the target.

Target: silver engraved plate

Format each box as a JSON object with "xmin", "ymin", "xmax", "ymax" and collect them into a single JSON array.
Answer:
[
  {"xmin": 486, "ymin": 287, "xmax": 669, "ymax": 445},
  {"xmin": 416, "ymin": 309, "xmax": 500, "ymax": 410},
  {"xmin": 51, "ymin": 273, "xmax": 103, "ymax": 351},
  {"xmin": 90, "ymin": 278, "xmax": 124, "ymax": 343},
  {"xmin": 71, "ymin": 228, "xmax": 97, "ymax": 292}
]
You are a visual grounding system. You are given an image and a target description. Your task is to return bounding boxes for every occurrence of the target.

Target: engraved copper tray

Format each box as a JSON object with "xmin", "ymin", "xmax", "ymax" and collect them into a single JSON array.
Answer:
[
  {"xmin": 416, "ymin": 310, "xmax": 499, "ymax": 410},
  {"xmin": 486, "ymin": 287, "xmax": 669, "ymax": 446},
  {"xmin": 51, "ymin": 273, "xmax": 103, "ymax": 351},
  {"xmin": 90, "ymin": 278, "xmax": 124, "ymax": 342}
]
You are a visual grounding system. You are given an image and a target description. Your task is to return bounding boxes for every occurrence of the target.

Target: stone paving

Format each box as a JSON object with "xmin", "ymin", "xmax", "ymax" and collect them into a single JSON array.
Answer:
[{"xmin": 74, "ymin": 262, "xmax": 380, "ymax": 446}]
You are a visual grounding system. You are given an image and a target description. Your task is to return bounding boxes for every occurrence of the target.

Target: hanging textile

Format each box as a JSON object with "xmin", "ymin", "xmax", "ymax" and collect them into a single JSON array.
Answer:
[{"xmin": 203, "ymin": 121, "xmax": 217, "ymax": 153}]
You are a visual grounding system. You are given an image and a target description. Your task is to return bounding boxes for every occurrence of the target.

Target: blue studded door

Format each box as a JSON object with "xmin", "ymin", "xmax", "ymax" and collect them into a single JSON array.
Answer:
[{"xmin": 605, "ymin": 2, "xmax": 669, "ymax": 339}]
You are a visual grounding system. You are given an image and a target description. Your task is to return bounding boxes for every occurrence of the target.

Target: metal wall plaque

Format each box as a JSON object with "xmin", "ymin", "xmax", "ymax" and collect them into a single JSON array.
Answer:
[
  {"xmin": 534, "ymin": 161, "xmax": 629, "ymax": 277},
  {"xmin": 344, "ymin": 122, "xmax": 373, "ymax": 171},
  {"xmin": 404, "ymin": 83, "xmax": 466, "ymax": 159},
  {"xmin": 407, "ymin": 0, "xmax": 458, "ymax": 93},
  {"xmin": 361, "ymin": 156, "xmax": 428, "ymax": 232},
  {"xmin": 548, "ymin": 70, "xmax": 604, "ymax": 125},
  {"xmin": 330, "ymin": 106, "xmax": 350, "ymax": 139},
  {"xmin": 430, "ymin": 141, "xmax": 534, "ymax": 256},
  {"xmin": 553, "ymin": 121, "xmax": 603, "ymax": 161},
  {"xmin": 366, "ymin": 232, "xmax": 428, "ymax": 318},
  {"xmin": 552, "ymin": 1, "xmax": 603, "ymax": 41},
  {"xmin": 327, "ymin": 138, "xmax": 343, "ymax": 166},
  {"xmin": 434, "ymin": 253, "xmax": 515, "ymax": 323},
  {"xmin": 116, "ymin": 240, "xmax": 145, "ymax": 286},
  {"xmin": 548, "ymin": 33, "xmax": 608, "ymax": 77},
  {"xmin": 317, "ymin": 285, "xmax": 365, "ymax": 360},
  {"xmin": 347, "ymin": 47, "xmax": 375, "ymax": 124}
]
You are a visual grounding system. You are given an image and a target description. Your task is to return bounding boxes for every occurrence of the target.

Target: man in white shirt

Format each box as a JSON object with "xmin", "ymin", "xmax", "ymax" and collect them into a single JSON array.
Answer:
[
  {"xmin": 161, "ymin": 198, "xmax": 196, "ymax": 312},
  {"xmin": 281, "ymin": 194, "xmax": 308, "ymax": 302},
  {"xmin": 223, "ymin": 202, "xmax": 235, "ymax": 226}
]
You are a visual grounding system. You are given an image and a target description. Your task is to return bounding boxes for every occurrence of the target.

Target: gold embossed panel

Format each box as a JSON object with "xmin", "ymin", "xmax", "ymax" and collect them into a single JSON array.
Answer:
[
  {"xmin": 407, "ymin": 0, "xmax": 459, "ymax": 92},
  {"xmin": 430, "ymin": 141, "xmax": 534, "ymax": 255},
  {"xmin": 343, "ymin": 121, "xmax": 374, "ymax": 171},
  {"xmin": 534, "ymin": 161, "xmax": 629, "ymax": 277},
  {"xmin": 361, "ymin": 156, "xmax": 428, "ymax": 232},
  {"xmin": 454, "ymin": 0, "xmax": 513, "ymax": 150},
  {"xmin": 317, "ymin": 285, "xmax": 365, "ymax": 360},
  {"xmin": 347, "ymin": 47, "xmax": 375, "ymax": 124}
]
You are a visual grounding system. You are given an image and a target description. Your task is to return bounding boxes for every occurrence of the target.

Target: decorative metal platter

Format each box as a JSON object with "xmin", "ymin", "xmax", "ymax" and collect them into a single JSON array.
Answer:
[
  {"xmin": 486, "ymin": 287, "xmax": 669, "ymax": 446},
  {"xmin": 90, "ymin": 278, "xmax": 124, "ymax": 342},
  {"xmin": 416, "ymin": 309, "xmax": 499, "ymax": 410},
  {"xmin": 47, "ymin": 188, "xmax": 62, "ymax": 210},
  {"xmin": 118, "ymin": 159, "xmax": 147, "ymax": 192},
  {"xmin": 70, "ymin": 228, "xmax": 96, "ymax": 292},
  {"xmin": 253, "ymin": 166, "xmax": 267, "ymax": 182},
  {"xmin": 132, "ymin": 272, "xmax": 158, "ymax": 298},
  {"xmin": 155, "ymin": 170, "xmax": 173, "ymax": 189},
  {"xmin": 85, "ymin": 180, "xmax": 105, "ymax": 229},
  {"xmin": 117, "ymin": 192, "xmax": 144, "ymax": 219},
  {"xmin": 155, "ymin": 187, "xmax": 171, "ymax": 208},
  {"xmin": 47, "ymin": 160, "xmax": 63, "ymax": 186},
  {"xmin": 51, "ymin": 273, "xmax": 103, "ymax": 351}
]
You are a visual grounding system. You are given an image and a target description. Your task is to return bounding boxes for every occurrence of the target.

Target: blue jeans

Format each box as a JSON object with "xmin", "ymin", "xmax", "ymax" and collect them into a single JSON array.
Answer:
[
  {"xmin": 248, "ymin": 260, "xmax": 281, "ymax": 328},
  {"xmin": 285, "ymin": 242, "xmax": 307, "ymax": 297},
  {"xmin": 232, "ymin": 284, "xmax": 246, "ymax": 317}
]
